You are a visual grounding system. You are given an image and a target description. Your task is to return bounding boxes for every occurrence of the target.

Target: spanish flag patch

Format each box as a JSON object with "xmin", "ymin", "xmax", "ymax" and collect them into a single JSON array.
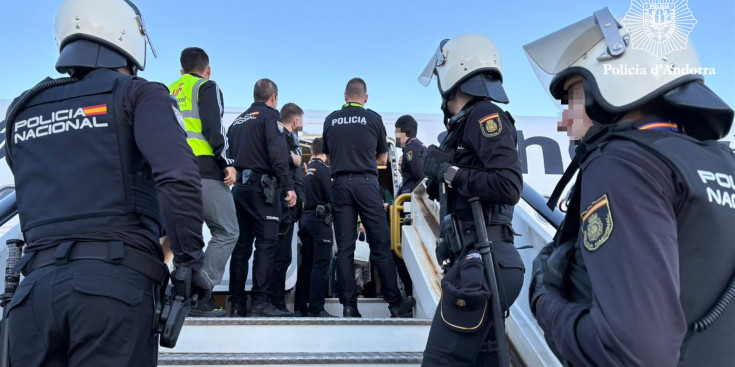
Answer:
[
  {"xmin": 581, "ymin": 194, "xmax": 614, "ymax": 251},
  {"xmin": 82, "ymin": 104, "xmax": 107, "ymax": 116},
  {"xmin": 478, "ymin": 113, "xmax": 502, "ymax": 138}
]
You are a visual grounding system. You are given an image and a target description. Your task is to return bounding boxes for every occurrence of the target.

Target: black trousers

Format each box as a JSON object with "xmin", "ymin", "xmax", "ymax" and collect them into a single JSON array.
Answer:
[
  {"xmin": 422, "ymin": 241, "xmax": 525, "ymax": 367},
  {"xmin": 271, "ymin": 220, "xmax": 295, "ymax": 308},
  {"xmin": 7, "ymin": 259, "xmax": 156, "ymax": 367},
  {"xmin": 393, "ymin": 252, "xmax": 413, "ymax": 296},
  {"xmin": 229, "ymin": 182, "xmax": 281, "ymax": 304},
  {"xmin": 294, "ymin": 212, "xmax": 334, "ymax": 314},
  {"xmin": 331, "ymin": 173, "xmax": 401, "ymax": 307}
]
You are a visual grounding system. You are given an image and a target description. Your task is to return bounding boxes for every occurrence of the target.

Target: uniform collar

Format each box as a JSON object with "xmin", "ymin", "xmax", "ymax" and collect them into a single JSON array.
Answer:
[
  {"xmin": 188, "ymin": 72, "xmax": 204, "ymax": 79},
  {"xmin": 252, "ymin": 101, "xmax": 278, "ymax": 112},
  {"xmin": 310, "ymin": 157, "xmax": 327, "ymax": 166},
  {"xmin": 634, "ymin": 115, "xmax": 681, "ymax": 133},
  {"xmin": 406, "ymin": 137, "xmax": 420, "ymax": 145},
  {"xmin": 343, "ymin": 102, "xmax": 364, "ymax": 109}
]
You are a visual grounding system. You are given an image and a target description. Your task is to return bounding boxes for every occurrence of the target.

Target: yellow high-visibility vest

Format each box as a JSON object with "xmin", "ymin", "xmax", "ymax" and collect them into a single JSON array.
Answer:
[{"xmin": 169, "ymin": 74, "xmax": 214, "ymax": 156}]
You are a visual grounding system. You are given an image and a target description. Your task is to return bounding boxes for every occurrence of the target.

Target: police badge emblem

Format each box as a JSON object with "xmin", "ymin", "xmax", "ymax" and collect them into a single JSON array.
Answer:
[
  {"xmin": 478, "ymin": 113, "xmax": 502, "ymax": 138},
  {"xmin": 623, "ymin": 0, "xmax": 697, "ymax": 60},
  {"xmin": 582, "ymin": 194, "xmax": 614, "ymax": 251},
  {"xmin": 406, "ymin": 151, "xmax": 413, "ymax": 162}
]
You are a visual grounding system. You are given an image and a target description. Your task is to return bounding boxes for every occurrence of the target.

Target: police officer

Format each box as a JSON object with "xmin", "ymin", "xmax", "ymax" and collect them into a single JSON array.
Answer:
[
  {"xmin": 294, "ymin": 137, "xmax": 337, "ymax": 317},
  {"xmin": 270, "ymin": 102, "xmax": 305, "ymax": 314},
  {"xmin": 417, "ymin": 34, "xmax": 525, "ymax": 366},
  {"xmin": 169, "ymin": 47, "xmax": 236, "ymax": 317},
  {"xmin": 3, "ymin": 0, "xmax": 211, "ymax": 365},
  {"xmin": 525, "ymin": 8, "xmax": 735, "ymax": 366},
  {"xmin": 395, "ymin": 115, "xmax": 425, "ymax": 195},
  {"xmin": 227, "ymin": 78, "xmax": 297, "ymax": 317},
  {"xmin": 322, "ymin": 78, "xmax": 414, "ymax": 317}
]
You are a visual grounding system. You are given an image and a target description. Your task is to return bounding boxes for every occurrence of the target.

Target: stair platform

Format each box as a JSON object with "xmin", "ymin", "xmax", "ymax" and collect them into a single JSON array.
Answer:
[{"xmin": 158, "ymin": 351, "xmax": 423, "ymax": 366}]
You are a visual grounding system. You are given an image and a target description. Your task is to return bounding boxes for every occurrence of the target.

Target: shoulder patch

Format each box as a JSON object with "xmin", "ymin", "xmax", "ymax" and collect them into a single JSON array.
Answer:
[
  {"xmin": 277, "ymin": 122, "xmax": 285, "ymax": 133},
  {"xmin": 171, "ymin": 106, "xmax": 186, "ymax": 132},
  {"xmin": 478, "ymin": 113, "xmax": 502, "ymax": 138},
  {"xmin": 406, "ymin": 150, "xmax": 413, "ymax": 161},
  {"xmin": 581, "ymin": 194, "xmax": 614, "ymax": 252}
]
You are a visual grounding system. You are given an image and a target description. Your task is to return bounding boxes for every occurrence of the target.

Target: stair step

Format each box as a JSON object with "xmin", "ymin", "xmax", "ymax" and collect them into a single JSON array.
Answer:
[
  {"xmin": 184, "ymin": 317, "xmax": 432, "ymax": 326},
  {"xmin": 158, "ymin": 352, "xmax": 423, "ymax": 365},
  {"xmin": 170, "ymin": 318, "xmax": 431, "ymax": 354}
]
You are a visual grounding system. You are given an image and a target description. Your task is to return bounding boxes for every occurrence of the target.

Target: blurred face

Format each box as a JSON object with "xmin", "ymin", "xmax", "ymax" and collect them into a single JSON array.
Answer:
[
  {"xmin": 559, "ymin": 76, "xmax": 593, "ymax": 141},
  {"xmin": 395, "ymin": 129, "xmax": 408, "ymax": 147},
  {"xmin": 292, "ymin": 114, "xmax": 302, "ymax": 131}
]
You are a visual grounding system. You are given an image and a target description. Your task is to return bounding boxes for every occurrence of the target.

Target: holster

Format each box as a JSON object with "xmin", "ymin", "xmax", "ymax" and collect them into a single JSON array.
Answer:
[
  {"xmin": 316, "ymin": 204, "xmax": 333, "ymax": 226},
  {"xmin": 260, "ymin": 175, "xmax": 278, "ymax": 205},
  {"xmin": 437, "ymin": 214, "xmax": 464, "ymax": 272},
  {"xmin": 155, "ymin": 266, "xmax": 196, "ymax": 349}
]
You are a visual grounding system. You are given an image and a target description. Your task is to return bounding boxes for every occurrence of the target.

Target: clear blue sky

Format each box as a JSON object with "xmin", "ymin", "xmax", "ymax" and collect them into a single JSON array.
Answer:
[{"xmin": 1, "ymin": 0, "xmax": 733, "ymax": 117}]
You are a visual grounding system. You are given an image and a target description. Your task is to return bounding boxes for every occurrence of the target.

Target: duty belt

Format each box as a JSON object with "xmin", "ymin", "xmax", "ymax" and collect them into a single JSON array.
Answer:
[
  {"xmin": 461, "ymin": 225, "xmax": 513, "ymax": 244},
  {"xmin": 16, "ymin": 241, "xmax": 169, "ymax": 284},
  {"xmin": 236, "ymin": 169, "xmax": 275, "ymax": 184}
]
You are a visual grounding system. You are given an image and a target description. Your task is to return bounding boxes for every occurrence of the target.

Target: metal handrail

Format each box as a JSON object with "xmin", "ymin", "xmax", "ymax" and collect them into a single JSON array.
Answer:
[
  {"xmin": 390, "ymin": 193, "xmax": 412, "ymax": 258},
  {"xmin": 521, "ymin": 182, "xmax": 564, "ymax": 230},
  {"xmin": 0, "ymin": 191, "xmax": 17, "ymax": 227}
]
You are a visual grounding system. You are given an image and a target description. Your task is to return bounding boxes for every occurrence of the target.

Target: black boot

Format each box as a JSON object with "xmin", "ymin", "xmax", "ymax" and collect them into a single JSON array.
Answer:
[
  {"xmin": 188, "ymin": 295, "xmax": 226, "ymax": 317},
  {"xmin": 250, "ymin": 301, "xmax": 298, "ymax": 317},
  {"xmin": 309, "ymin": 310, "xmax": 338, "ymax": 317},
  {"xmin": 389, "ymin": 296, "xmax": 416, "ymax": 318},
  {"xmin": 230, "ymin": 302, "xmax": 248, "ymax": 317},
  {"xmin": 343, "ymin": 305, "xmax": 362, "ymax": 318}
]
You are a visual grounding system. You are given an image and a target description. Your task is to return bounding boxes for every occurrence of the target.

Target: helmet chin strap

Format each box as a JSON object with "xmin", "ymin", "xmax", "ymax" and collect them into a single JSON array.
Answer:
[{"xmin": 442, "ymin": 92, "xmax": 482, "ymax": 131}]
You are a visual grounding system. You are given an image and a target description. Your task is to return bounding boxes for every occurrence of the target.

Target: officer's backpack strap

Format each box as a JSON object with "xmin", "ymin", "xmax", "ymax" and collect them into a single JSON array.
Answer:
[{"xmin": 4, "ymin": 77, "xmax": 79, "ymax": 169}]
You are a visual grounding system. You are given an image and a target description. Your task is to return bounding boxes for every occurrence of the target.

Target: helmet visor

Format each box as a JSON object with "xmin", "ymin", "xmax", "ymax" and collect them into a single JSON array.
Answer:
[
  {"xmin": 124, "ymin": 0, "xmax": 157, "ymax": 60},
  {"xmin": 523, "ymin": 14, "xmax": 603, "ymax": 76},
  {"xmin": 418, "ymin": 39, "xmax": 450, "ymax": 86}
]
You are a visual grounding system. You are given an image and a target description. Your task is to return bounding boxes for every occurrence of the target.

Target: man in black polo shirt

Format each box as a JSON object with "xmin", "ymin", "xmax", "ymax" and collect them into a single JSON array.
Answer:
[
  {"xmin": 322, "ymin": 78, "xmax": 414, "ymax": 318},
  {"xmin": 227, "ymin": 78, "xmax": 297, "ymax": 317}
]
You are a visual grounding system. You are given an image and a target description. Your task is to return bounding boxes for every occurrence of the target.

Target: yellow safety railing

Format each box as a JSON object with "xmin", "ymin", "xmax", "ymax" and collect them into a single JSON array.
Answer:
[{"xmin": 390, "ymin": 193, "xmax": 413, "ymax": 258}]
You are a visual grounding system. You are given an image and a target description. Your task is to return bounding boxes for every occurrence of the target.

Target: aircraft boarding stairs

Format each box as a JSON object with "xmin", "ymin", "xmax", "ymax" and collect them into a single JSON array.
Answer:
[{"xmin": 0, "ymin": 182, "xmax": 563, "ymax": 366}]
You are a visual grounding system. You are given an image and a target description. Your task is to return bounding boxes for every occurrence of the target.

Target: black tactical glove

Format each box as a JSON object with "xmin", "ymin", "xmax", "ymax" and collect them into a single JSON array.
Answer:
[
  {"xmin": 191, "ymin": 268, "xmax": 214, "ymax": 300},
  {"xmin": 423, "ymin": 145, "xmax": 453, "ymax": 183},
  {"xmin": 529, "ymin": 242, "xmax": 555, "ymax": 315},
  {"xmin": 172, "ymin": 266, "xmax": 214, "ymax": 301}
]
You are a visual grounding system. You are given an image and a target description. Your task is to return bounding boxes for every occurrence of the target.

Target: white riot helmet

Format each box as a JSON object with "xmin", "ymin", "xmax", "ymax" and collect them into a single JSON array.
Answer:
[
  {"xmin": 54, "ymin": 0, "xmax": 157, "ymax": 74},
  {"xmin": 524, "ymin": 7, "xmax": 733, "ymax": 140},
  {"xmin": 419, "ymin": 33, "xmax": 509, "ymax": 104}
]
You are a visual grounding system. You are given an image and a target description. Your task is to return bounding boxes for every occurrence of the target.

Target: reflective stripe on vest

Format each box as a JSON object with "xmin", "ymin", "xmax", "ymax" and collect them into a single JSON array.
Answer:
[{"xmin": 169, "ymin": 74, "xmax": 214, "ymax": 156}]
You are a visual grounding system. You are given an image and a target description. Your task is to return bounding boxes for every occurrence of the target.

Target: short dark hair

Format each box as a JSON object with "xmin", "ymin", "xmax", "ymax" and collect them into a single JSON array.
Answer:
[
  {"xmin": 254, "ymin": 79, "xmax": 278, "ymax": 103},
  {"xmin": 345, "ymin": 78, "xmax": 367, "ymax": 99},
  {"xmin": 311, "ymin": 137, "xmax": 325, "ymax": 156},
  {"xmin": 180, "ymin": 47, "xmax": 209, "ymax": 73},
  {"xmin": 395, "ymin": 115, "xmax": 418, "ymax": 138},
  {"xmin": 280, "ymin": 103, "xmax": 304, "ymax": 124}
]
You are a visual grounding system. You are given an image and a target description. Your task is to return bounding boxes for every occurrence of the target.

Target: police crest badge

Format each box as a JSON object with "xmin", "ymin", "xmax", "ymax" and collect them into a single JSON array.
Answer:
[
  {"xmin": 581, "ymin": 194, "xmax": 614, "ymax": 251},
  {"xmin": 478, "ymin": 113, "xmax": 502, "ymax": 138},
  {"xmin": 406, "ymin": 151, "xmax": 413, "ymax": 162}
]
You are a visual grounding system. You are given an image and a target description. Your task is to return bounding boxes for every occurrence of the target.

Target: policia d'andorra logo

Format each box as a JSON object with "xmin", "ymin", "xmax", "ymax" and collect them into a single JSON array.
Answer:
[
  {"xmin": 582, "ymin": 194, "xmax": 614, "ymax": 251},
  {"xmin": 478, "ymin": 113, "xmax": 502, "ymax": 138},
  {"xmin": 623, "ymin": 0, "xmax": 697, "ymax": 60},
  {"xmin": 406, "ymin": 151, "xmax": 413, "ymax": 162}
]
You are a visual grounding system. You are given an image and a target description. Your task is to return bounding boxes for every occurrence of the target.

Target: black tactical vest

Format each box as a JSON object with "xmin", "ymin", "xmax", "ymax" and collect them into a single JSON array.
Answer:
[
  {"xmin": 555, "ymin": 129, "xmax": 735, "ymax": 366},
  {"xmin": 8, "ymin": 69, "xmax": 162, "ymax": 243}
]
